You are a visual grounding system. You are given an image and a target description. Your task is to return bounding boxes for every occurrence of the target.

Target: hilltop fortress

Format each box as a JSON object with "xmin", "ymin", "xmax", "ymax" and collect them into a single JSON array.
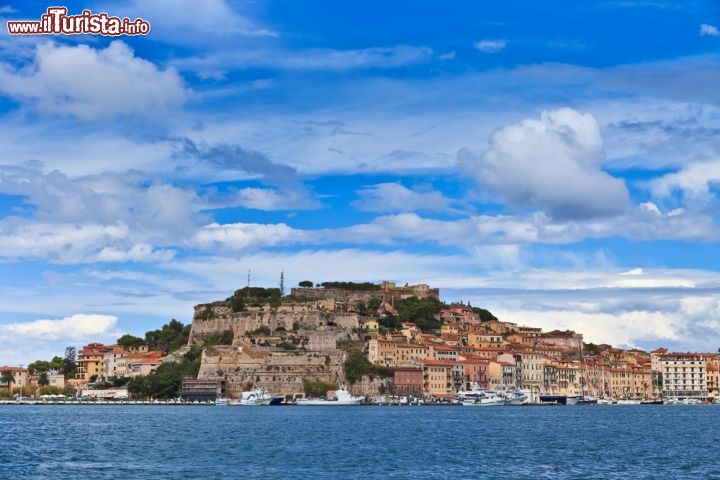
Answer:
[{"xmin": 187, "ymin": 281, "xmax": 435, "ymax": 399}]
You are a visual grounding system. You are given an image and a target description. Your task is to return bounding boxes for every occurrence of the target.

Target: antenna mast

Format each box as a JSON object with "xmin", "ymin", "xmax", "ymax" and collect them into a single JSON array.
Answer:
[
  {"xmin": 247, "ymin": 269, "xmax": 251, "ymax": 299},
  {"xmin": 280, "ymin": 270, "xmax": 285, "ymax": 297}
]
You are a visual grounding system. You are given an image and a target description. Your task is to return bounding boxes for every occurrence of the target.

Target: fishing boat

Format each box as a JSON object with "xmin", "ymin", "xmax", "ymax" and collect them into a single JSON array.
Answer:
[{"xmin": 229, "ymin": 388, "xmax": 282, "ymax": 406}]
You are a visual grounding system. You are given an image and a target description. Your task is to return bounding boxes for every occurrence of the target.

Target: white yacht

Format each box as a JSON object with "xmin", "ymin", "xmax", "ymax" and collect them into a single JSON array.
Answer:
[
  {"xmin": 457, "ymin": 383, "xmax": 507, "ymax": 406},
  {"xmin": 503, "ymin": 389, "xmax": 529, "ymax": 406},
  {"xmin": 295, "ymin": 387, "xmax": 364, "ymax": 406}
]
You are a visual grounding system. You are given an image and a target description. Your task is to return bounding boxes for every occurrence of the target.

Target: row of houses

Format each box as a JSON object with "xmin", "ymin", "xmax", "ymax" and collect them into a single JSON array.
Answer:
[
  {"xmin": 73, "ymin": 343, "xmax": 165, "ymax": 383},
  {"xmin": 367, "ymin": 306, "xmax": 719, "ymax": 400},
  {"xmin": 1, "ymin": 343, "xmax": 166, "ymax": 396}
]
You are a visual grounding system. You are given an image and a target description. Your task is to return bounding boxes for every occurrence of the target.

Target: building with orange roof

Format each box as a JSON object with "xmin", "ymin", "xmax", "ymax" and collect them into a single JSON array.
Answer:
[
  {"xmin": 76, "ymin": 343, "xmax": 116, "ymax": 382},
  {"xmin": 540, "ymin": 330, "xmax": 583, "ymax": 352},
  {"xmin": 126, "ymin": 350, "xmax": 165, "ymax": 377},
  {"xmin": 0, "ymin": 366, "xmax": 28, "ymax": 396}
]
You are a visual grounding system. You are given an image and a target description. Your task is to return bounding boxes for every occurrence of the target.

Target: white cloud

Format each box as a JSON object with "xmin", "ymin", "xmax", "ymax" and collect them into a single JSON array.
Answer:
[
  {"xmin": 228, "ymin": 188, "xmax": 312, "ymax": 211},
  {"xmin": 0, "ymin": 313, "xmax": 125, "ymax": 365},
  {"xmin": 0, "ymin": 220, "xmax": 173, "ymax": 264},
  {"xmin": 447, "ymin": 267, "xmax": 720, "ymax": 351},
  {"xmin": 0, "ymin": 166, "xmax": 203, "ymax": 236},
  {"xmin": 352, "ymin": 183, "xmax": 454, "ymax": 213},
  {"xmin": 649, "ymin": 159, "xmax": 720, "ymax": 202},
  {"xmin": 475, "ymin": 39, "xmax": 507, "ymax": 53},
  {"xmin": 174, "ymin": 45, "xmax": 434, "ymax": 74},
  {"xmin": 0, "ymin": 41, "xmax": 187, "ymax": 119},
  {"xmin": 103, "ymin": 0, "xmax": 278, "ymax": 45},
  {"xmin": 461, "ymin": 108, "xmax": 630, "ymax": 219},
  {"xmin": 700, "ymin": 24, "xmax": 720, "ymax": 37},
  {"xmin": 191, "ymin": 222, "xmax": 305, "ymax": 252},
  {"xmin": 0, "ymin": 313, "xmax": 120, "ymax": 342}
]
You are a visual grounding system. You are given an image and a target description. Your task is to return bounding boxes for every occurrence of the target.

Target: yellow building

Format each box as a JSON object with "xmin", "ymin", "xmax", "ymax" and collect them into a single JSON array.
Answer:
[
  {"xmin": 76, "ymin": 343, "xmax": 114, "ymax": 382},
  {"xmin": 422, "ymin": 360, "xmax": 454, "ymax": 398},
  {"xmin": 467, "ymin": 332, "xmax": 503, "ymax": 349},
  {"xmin": 556, "ymin": 361, "xmax": 583, "ymax": 396},
  {"xmin": 396, "ymin": 343, "xmax": 430, "ymax": 365},
  {"xmin": 0, "ymin": 366, "xmax": 28, "ymax": 395}
]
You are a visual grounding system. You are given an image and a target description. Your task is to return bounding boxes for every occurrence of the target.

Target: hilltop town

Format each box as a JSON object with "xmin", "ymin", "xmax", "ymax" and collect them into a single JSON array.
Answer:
[{"xmin": 1, "ymin": 280, "xmax": 716, "ymax": 403}]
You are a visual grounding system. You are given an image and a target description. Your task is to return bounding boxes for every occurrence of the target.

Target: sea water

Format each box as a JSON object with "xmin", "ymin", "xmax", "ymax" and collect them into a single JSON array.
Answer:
[{"xmin": 1, "ymin": 404, "xmax": 718, "ymax": 479}]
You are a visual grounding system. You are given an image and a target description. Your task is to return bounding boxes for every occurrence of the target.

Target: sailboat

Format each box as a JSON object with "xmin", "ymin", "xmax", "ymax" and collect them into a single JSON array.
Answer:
[{"xmin": 577, "ymin": 347, "xmax": 598, "ymax": 405}]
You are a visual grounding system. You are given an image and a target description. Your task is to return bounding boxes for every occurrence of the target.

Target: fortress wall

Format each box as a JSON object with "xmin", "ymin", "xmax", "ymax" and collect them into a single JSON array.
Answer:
[{"xmin": 198, "ymin": 346, "xmax": 346, "ymax": 398}]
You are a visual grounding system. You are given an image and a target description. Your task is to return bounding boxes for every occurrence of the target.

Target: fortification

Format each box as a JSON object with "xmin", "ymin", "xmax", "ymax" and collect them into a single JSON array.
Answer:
[
  {"xmin": 188, "ymin": 296, "xmax": 363, "ymax": 398},
  {"xmin": 290, "ymin": 281, "xmax": 440, "ymax": 305}
]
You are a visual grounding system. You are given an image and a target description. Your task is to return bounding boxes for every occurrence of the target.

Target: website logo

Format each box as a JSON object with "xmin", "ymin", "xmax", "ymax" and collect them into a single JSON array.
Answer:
[{"xmin": 7, "ymin": 7, "xmax": 151, "ymax": 36}]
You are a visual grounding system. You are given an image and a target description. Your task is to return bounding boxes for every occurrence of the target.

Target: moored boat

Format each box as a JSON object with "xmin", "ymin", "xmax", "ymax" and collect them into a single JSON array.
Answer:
[
  {"xmin": 503, "ymin": 389, "xmax": 528, "ymax": 406},
  {"xmin": 461, "ymin": 391, "xmax": 507, "ymax": 406},
  {"xmin": 295, "ymin": 387, "xmax": 364, "ymax": 406},
  {"xmin": 229, "ymin": 388, "xmax": 280, "ymax": 406},
  {"xmin": 539, "ymin": 394, "xmax": 567, "ymax": 405},
  {"xmin": 457, "ymin": 382, "xmax": 508, "ymax": 406}
]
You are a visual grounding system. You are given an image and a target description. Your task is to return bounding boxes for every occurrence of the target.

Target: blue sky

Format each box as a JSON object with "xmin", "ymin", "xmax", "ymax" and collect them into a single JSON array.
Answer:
[{"xmin": 1, "ymin": 0, "xmax": 720, "ymax": 366}]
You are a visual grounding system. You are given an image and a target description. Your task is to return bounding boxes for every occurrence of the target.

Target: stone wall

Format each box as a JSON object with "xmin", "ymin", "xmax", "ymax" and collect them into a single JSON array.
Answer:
[
  {"xmin": 290, "ymin": 287, "xmax": 382, "ymax": 303},
  {"xmin": 198, "ymin": 344, "xmax": 346, "ymax": 399},
  {"xmin": 188, "ymin": 302, "xmax": 359, "ymax": 345},
  {"xmin": 188, "ymin": 299, "xmax": 368, "ymax": 398}
]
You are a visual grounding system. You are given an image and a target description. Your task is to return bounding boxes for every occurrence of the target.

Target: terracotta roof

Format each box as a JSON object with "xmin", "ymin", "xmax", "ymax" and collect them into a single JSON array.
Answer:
[
  {"xmin": 0, "ymin": 366, "xmax": 27, "ymax": 372},
  {"xmin": 422, "ymin": 359, "xmax": 456, "ymax": 366}
]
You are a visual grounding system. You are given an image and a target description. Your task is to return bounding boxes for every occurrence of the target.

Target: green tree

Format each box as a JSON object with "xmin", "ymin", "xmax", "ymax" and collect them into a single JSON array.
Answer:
[
  {"xmin": 1, "ymin": 371, "xmax": 14, "ymax": 397},
  {"xmin": 29, "ymin": 356, "xmax": 67, "ymax": 376},
  {"xmin": 203, "ymin": 330, "xmax": 234, "ymax": 347},
  {"xmin": 298, "ymin": 280, "xmax": 313, "ymax": 288},
  {"xmin": 471, "ymin": 307, "xmax": 498, "ymax": 322},
  {"xmin": 343, "ymin": 350, "xmax": 393, "ymax": 384},
  {"xmin": 28, "ymin": 360, "xmax": 50, "ymax": 374},
  {"xmin": 127, "ymin": 346, "xmax": 202, "ymax": 399},
  {"xmin": 302, "ymin": 379, "xmax": 337, "ymax": 398},
  {"xmin": 145, "ymin": 319, "xmax": 190, "ymax": 353},
  {"xmin": 63, "ymin": 347, "xmax": 77, "ymax": 379},
  {"xmin": 368, "ymin": 297, "xmax": 382, "ymax": 311},
  {"xmin": 320, "ymin": 281, "xmax": 379, "ymax": 291},
  {"xmin": 344, "ymin": 350, "xmax": 373, "ymax": 384},
  {"xmin": 38, "ymin": 372, "xmax": 49, "ymax": 387},
  {"xmin": 230, "ymin": 295, "xmax": 245, "ymax": 312},
  {"xmin": 117, "ymin": 334, "xmax": 146, "ymax": 349},
  {"xmin": 394, "ymin": 297, "xmax": 444, "ymax": 332},
  {"xmin": 378, "ymin": 314, "xmax": 401, "ymax": 331}
]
